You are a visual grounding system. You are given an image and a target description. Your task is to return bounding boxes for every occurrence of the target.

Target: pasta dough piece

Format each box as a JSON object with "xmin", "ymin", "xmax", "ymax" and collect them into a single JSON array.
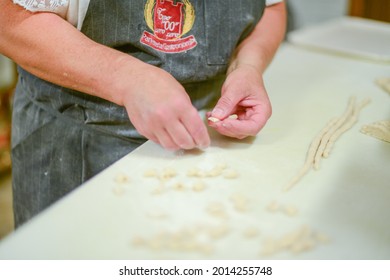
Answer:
[
  {"xmin": 230, "ymin": 193, "xmax": 249, "ymax": 212},
  {"xmin": 131, "ymin": 236, "xmax": 146, "ymax": 247},
  {"xmin": 114, "ymin": 173, "xmax": 129, "ymax": 183},
  {"xmin": 223, "ymin": 169, "xmax": 239, "ymax": 179},
  {"xmin": 206, "ymin": 202, "xmax": 228, "ymax": 219},
  {"xmin": 187, "ymin": 163, "xmax": 228, "ymax": 178},
  {"xmin": 172, "ymin": 182, "xmax": 186, "ymax": 191},
  {"xmin": 214, "ymin": 163, "xmax": 228, "ymax": 170},
  {"xmin": 186, "ymin": 167, "xmax": 202, "ymax": 177},
  {"xmin": 144, "ymin": 169, "xmax": 158, "ymax": 178},
  {"xmin": 282, "ymin": 205, "xmax": 299, "ymax": 217},
  {"xmin": 208, "ymin": 114, "xmax": 238, "ymax": 122},
  {"xmin": 360, "ymin": 120, "xmax": 390, "ymax": 143},
  {"xmin": 160, "ymin": 167, "xmax": 177, "ymax": 180},
  {"xmin": 266, "ymin": 201, "xmax": 299, "ymax": 217},
  {"xmin": 208, "ymin": 117, "xmax": 220, "ymax": 123},
  {"xmin": 260, "ymin": 225, "xmax": 329, "ymax": 256},
  {"xmin": 144, "ymin": 167, "xmax": 177, "ymax": 181},
  {"xmin": 205, "ymin": 167, "xmax": 223, "ymax": 177},
  {"xmin": 192, "ymin": 181, "xmax": 206, "ymax": 192},
  {"xmin": 131, "ymin": 228, "xmax": 215, "ymax": 255}
]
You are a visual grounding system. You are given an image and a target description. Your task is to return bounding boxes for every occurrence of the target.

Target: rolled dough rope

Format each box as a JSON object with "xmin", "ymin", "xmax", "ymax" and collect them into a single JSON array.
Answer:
[
  {"xmin": 283, "ymin": 117, "xmax": 338, "ymax": 192},
  {"xmin": 284, "ymin": 97, "xmax": 371, "ymax": 191},
  {"xmin": 313, "ymin": 97, "xmax": 356, "ymax": 170},
  {"xmin": 322, "ymin": 98, "xmax": 371, "ymax": 158}
]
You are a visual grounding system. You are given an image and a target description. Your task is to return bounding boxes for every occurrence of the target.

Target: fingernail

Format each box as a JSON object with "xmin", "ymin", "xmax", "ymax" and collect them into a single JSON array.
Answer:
[
  {"xmin": 199, "ymin": 141, "xmax": 210, "ymax": 149},
  {"xmin": 212, "ymin": 108, "xmax": 224, "ymax": 118}
]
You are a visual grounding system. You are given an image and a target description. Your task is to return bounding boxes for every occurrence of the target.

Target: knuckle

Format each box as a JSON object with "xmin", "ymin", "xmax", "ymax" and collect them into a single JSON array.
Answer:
[
  {"xmin": 153, "ymin": 107, "xmax": 167, "ymax": 119},
  {"xmin": 218, "ymin": 96, "xmax": 234, "ymax": 108}
]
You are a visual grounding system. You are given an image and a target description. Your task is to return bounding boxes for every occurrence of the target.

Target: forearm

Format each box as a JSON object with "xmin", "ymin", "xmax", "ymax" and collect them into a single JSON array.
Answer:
[
  {"xmin": 228, "ymin": 2, "xmax": 287, "ymax": 75},
  {"xmin": 0, "ymin": 0, "xmax": 144, "ymax": 106}
]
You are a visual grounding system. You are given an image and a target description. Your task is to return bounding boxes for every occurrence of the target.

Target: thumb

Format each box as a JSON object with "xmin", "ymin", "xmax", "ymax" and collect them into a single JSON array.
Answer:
[{"xmin": 211, "ymin": 95, "xmax": 238, "ymax": 120}]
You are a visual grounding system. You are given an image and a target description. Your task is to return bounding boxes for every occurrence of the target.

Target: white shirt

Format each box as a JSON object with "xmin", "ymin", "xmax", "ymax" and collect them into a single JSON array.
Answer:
[{"xmin": 13, "ymin": 0, "xmax": 283, "ymax": 30}]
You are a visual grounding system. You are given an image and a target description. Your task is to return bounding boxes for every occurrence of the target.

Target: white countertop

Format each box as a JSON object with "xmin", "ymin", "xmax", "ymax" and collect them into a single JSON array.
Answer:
[
  {"xmin": 0, "ymin": 42, "xmax": 389, "ymax": 260},
  {"xmin": 288, "ymin": 16, "xmax": 390, "ymax": 63}
]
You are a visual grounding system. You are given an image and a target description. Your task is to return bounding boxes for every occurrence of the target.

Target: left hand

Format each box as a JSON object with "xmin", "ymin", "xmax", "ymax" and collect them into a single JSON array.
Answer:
[{"xmin": 207, "ymin": 64, "xmax": 272, "ymax": 139}]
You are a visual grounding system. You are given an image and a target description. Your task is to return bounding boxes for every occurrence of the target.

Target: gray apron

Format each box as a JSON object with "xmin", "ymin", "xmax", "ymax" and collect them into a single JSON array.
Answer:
[{"xmin": 11, "ymin": 0, "xmax": 265, "ymax": 226}]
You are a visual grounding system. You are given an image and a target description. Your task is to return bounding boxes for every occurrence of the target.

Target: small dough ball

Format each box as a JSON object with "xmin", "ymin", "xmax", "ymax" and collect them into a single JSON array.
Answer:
[
  {"xmin": 144, "ymin": 169, "xmax": 158, "ymax": 178},
  {"xmin": 192, "ymin": 181, "xmax": 206, "ymax": 192},
  {"xmin": 223, "ymin": 169, "xmax": 239, "ymax": 179},
  {"xmin": 115, "ymin": 173, "xmax": 129, "ymax": 183}
]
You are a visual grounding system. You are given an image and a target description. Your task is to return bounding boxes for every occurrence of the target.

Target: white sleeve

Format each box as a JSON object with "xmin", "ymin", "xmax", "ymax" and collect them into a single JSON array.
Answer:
[
  {"xmin": 66, "ymin": 0, "xmax": 90, "ymax": 30},
  {"xmin": 266, "ymin": 0, "xmax": 283, "ymax": 6},
  {"xmin": 13, "ymin": 0, "xmax": 90, "ymax": 30}
]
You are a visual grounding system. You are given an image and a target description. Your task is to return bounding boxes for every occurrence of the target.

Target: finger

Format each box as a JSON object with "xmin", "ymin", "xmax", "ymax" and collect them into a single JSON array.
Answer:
[
  {"xmin": 210, "ymin": 82, "xmax": 245, "ymax": 120},
  {"xmin": 131, "ymin": 121, "xmax": 160, "ymax": 144},
  {"xmin": 165, "ymin": 120, "xmax": 197, "ymax": 150},
  {"xmin": 147, "ymin": 134, "xmax": 159, "ymax": 144},
  {"xmin": 211, "ymin": 95, "xmax": 238, "ymax": 120},
  {"xmin": 154, "ymin": 127, "xmax": 181, "ymax": 151},
  {"xmin": 213, "ymin": 120, "xmax": 247, "ymax": 139},
  {"xmin": 181, "ymin": 108, "xmax": 210, "ymax": 148},
  {"xmin": 214, "ymin": 112, "xmax": 268, "ymax": 139}
]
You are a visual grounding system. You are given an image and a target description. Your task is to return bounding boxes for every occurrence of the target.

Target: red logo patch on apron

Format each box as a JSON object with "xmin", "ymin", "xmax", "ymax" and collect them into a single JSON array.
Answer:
[{"xmin": 140, "ymin": 0, "xmax": 197, "ymax": 53}]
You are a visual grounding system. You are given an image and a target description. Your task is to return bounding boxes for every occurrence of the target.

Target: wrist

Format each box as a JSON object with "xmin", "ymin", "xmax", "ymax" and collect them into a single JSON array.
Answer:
[
  {"xmin": 227, "ymin": 60, "xmax": 263, "ymax": 77},
  {"xmin": 103, "ymin": 54, "xmax": 149, "ymax": 106},
  {"xmin": 227, "ymin": 57, "xmax": 264, "ymax": 76}
]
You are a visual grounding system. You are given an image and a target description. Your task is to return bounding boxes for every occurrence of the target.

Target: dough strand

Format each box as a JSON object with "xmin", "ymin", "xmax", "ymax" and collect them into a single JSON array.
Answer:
[
  {"xmin": 323, "ymin": 98, "xmax": 370, "ymax": 158},
  {"xmin": 313, "ymin": 97, "xmax": 356, "ymax": 169},
  {"xmin": 284, "ymin": 97, "xmax": 370, "ymax": 192}
]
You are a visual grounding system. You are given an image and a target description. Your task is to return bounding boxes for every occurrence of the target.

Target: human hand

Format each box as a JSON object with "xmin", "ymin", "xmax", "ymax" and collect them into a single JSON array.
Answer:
[
  {"xmin": 207, "ymin": 64, "xmax": 272, "ymax": 139},
  {"xmin": 121, "ymin": 64, "xmax": 210, "ymax": 150}
]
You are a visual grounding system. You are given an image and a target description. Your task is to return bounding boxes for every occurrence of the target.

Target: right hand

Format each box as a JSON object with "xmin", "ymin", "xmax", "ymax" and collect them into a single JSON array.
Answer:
[{"xmin": 120, "ymin": 63, "xmax": 210, "ymax": 151}]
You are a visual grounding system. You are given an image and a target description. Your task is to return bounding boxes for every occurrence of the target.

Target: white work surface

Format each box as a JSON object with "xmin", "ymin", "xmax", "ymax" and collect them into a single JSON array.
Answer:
[
  {"xmin": 0, "ymin": 44, "xmax": 389, "ymax": 260},
  {"xmin": 288, "ymin": 16, "xmax": 390, "ymax": 63}
]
